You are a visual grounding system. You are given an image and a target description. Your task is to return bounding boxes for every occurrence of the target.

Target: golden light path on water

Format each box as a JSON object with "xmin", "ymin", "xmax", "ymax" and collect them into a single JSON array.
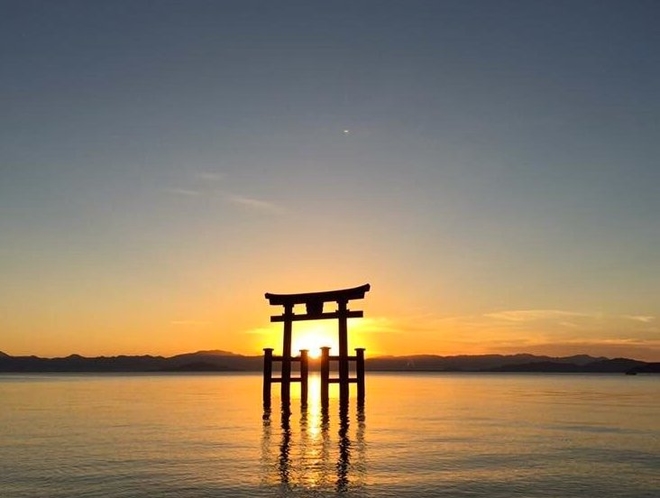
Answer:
[{"xmin": 261, "ymin": 372, "xmax": 367, "ymax": 494}]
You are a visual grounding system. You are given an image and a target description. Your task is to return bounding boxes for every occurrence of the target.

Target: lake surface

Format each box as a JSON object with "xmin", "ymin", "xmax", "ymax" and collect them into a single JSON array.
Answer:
[{"xmin": 0, "ymin": 372, "xmax": 658, "ymax": 497}]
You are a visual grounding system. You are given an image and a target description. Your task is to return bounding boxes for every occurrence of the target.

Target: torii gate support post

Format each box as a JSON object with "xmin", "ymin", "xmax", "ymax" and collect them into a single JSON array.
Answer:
[
  {"xmin": 337, "ymin": 299, "xmax": 350, "ymax": 402},
  {"xmin": 263, "ymin": 348, "xmax": 273, "ymax": 409},
  {"xmin": 262, "ymin": 346, "xmax": 308, "ymax": 410},
  {"xmin": 300, "ymin": 349, "xmax": 309, "ymax": 407},
  {"xmin": 356, "ymin": 348, "xmax": 365, "ymax": 407},
  {"xmin": 320, "ymin": 346, "xmax": 330, "ymax": 409},
  {"xmin": 281, "ymin": 303, "xmax": 294, "ymax": 405}
]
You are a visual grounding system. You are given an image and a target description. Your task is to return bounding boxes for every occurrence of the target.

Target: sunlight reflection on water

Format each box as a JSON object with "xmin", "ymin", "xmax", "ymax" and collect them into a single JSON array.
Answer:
[{"xmin": 260, "ymin": 374, "xmax": 368, "ymax": 495}]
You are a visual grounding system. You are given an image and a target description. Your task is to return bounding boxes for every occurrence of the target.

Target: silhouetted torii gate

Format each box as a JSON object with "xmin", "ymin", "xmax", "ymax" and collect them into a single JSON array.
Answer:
[{"xmin": 263, "ymin": 283, "xmax": 370, "ymax": 409}]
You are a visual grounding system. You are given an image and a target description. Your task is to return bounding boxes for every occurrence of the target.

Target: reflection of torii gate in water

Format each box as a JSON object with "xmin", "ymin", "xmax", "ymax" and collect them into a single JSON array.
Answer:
[{"xmin": 262, "ymin": 283, "xmax": 370, "ymax": 409}]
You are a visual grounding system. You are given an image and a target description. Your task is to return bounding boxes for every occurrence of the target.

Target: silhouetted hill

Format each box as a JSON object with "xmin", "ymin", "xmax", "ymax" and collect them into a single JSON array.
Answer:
[
  {"xmin": 0, "ymin": 351, "xmax": 655, "ymax": 373},
  {"xmin": 159, "ymin": 361, "xmax": 234, "ymax": 372},
  {"xmin": 489, "ymin": 358, "xmax": 646, "ymax": 373},
  {"xmin": 583, "ymin": 358, "xmax": 647, "ymax": 373},
  {"xmin": 560, "ymin": 354, "xmax": 608, "ymax": 366},
  {"xmin": 172, "ymin": 349, "xmax": 238, "ymax": 358},
  {"xmin": 365, "ymin": 353, "xmax": 608, "ymax": 372},
  {"xmin": 626, "ymin": 362, "xmax": 660, "ymax": 374},
  {"xmin": 0, "ymin": 351, "xmax": 262, "ymax": 372},
  {"xmin": 488, "ymin": 361, "xmax": 585, "ymax": 373},
  {"xmin": 487, "ymin": 357, "xmax": 648, "ymax": 373}
]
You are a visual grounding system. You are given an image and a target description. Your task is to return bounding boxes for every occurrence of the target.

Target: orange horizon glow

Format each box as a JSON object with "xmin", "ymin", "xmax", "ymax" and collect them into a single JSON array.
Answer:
[{"xmin": 2, "ymin": 303, "xmax": 659, "ymax": 362}]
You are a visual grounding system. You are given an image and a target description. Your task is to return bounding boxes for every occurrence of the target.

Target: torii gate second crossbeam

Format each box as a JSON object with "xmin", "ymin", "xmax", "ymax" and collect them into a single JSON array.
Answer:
[{"xmin": 262, "ymin": 283, "xmax": 370, "ymax": 409}]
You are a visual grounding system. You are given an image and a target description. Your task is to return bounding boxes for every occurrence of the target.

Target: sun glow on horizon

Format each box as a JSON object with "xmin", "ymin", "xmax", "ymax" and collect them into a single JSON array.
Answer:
[
  {"xmin": 258, "ymin": 316, "xmax": 379, "ymax": 358},
  {"xmin": 291, "ymin": 323, "xmax": 338, "ymax": 358}
]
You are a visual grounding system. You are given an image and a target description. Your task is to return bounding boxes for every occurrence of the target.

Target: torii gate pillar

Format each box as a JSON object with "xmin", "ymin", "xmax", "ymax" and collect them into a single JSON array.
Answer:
[{"xmin": 263, "ymin": 283, "xmax": 370, "ymax": 410}]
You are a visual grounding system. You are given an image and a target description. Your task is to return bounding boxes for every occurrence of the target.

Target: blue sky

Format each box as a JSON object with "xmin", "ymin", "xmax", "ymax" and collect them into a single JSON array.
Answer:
[{"xmin": 1, "ymin": 1, "xmax": 658, "ymax": 359}]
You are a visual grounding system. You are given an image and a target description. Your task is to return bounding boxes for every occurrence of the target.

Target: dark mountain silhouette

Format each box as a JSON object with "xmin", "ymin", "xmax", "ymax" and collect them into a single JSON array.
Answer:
[
  {"xmin": 0, "ymin": 348, "xmax": 272, "ymax": 372},
  {"xmin": 560, "ymin": 354, "xmax": 609, "ymax": 366},
  {"xmin": 583, "ymin": 358, "xmax": 647, "ymax": 373},
  {"xmin": 488, "ymin": 361, "xmax": 586, "ymax": 373},
  {"xmin": 487, "ymin": 357, "xmax": 648, "ymax": 373},
  {"xmin": 159, "ymin": 360, "xmax": 234, "ymax": 372},
  {"xmin": 365, "ymin": 353, "xmax": 610, "ymax": 372},
  {"xmin": 626, "ymin": 362, "xmax": 660, "ymax": 374},
  {"xmin": 173, "ymin": 349, "xmax": 238, "ymax": 357},
  {"xmin": 0, "ymin": 351, "xmax": 656, "ymax": 373}
]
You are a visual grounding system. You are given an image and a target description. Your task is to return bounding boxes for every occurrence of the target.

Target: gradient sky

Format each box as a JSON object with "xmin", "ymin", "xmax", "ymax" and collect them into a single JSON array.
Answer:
[{"xmin": 1, "ymin": 1, "xmax": 659, "ymax": 360}]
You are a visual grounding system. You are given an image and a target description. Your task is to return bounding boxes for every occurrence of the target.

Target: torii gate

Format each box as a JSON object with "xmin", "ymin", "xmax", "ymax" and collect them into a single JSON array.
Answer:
[{"xmin": 262, "ymin": 283, "xmax": 370, "ymax": 409}]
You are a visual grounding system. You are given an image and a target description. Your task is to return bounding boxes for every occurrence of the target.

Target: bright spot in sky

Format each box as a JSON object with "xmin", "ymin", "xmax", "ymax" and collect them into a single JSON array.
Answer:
[
  {"xmin": 343, "ymin": 129, "xmax": 350, "ymax": 134},
  {"xmin": 307, "ymin": 349, "xmax": 322, "ymax": 360},
  {"xmin": 292, "ymin": 324, "xmax": 337, "ymax": 357}
]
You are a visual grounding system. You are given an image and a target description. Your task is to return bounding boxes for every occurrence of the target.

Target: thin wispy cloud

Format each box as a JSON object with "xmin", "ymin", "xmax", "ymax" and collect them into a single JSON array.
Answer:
[
  {"xmin": 244, "ymin": 325, "xmax": 278, "ymax": 336},
  {"xmin": 485, "ymin": 310, "xmax": 591, "ymax": 322},
  {"xmin": 622, "ymin": 315, "xmax": 655, "ymax": 323},
  {"xmin": 226, "ymin": 194, "xmax": 285, "ymax": 214},
  {"xmin": 195, "ymin": 172, "xmax": 224, "ymax": 182},
  {"xmin": 161, "ymin": 171, "xmax": 224, "ymax": 198},
  {"xmin": 491, "ymin": 338, "xmax": 660, "ymax": 361},
  {"xmin": 161, "ymin": 174, "xmax": 286, "ymax": 216},
  {"xmin": 170, "ymin": 320, "xmax": 211, "ymax": 326},
  {"xmin": 355, "ymin": 316, "xmax": 401, "ymax": 334},
  {"xmin": 161, "ymin": 187, "xmax": 201, "ymax": 196}
]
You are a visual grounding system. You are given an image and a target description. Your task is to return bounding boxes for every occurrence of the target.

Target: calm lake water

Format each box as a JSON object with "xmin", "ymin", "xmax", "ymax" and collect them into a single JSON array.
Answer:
[{"xmin": 0, "ymin": 372, "xmax": 658, "ymax": 497}]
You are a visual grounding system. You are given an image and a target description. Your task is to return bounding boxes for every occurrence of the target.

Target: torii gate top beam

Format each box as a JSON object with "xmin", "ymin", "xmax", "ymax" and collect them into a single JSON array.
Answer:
[
  {"xmin": 265, "ymin": 283, "xmax": 370, "ymax": 322},
  {"xmin": 265, "ymin": 283, "xmax": 370, "ymax": 306}
]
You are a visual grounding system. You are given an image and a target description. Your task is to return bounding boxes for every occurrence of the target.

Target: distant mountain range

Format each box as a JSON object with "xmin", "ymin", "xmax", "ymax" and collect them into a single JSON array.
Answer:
[{"xmin": 0, "ymin": 350, "xmax": 658, "ymax": 374}]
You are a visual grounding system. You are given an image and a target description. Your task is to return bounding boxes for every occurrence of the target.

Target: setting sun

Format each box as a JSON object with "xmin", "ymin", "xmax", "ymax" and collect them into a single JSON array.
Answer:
[{"xmin": 291, "ymin": 323, "xmax": 338, "ymax": 358}]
